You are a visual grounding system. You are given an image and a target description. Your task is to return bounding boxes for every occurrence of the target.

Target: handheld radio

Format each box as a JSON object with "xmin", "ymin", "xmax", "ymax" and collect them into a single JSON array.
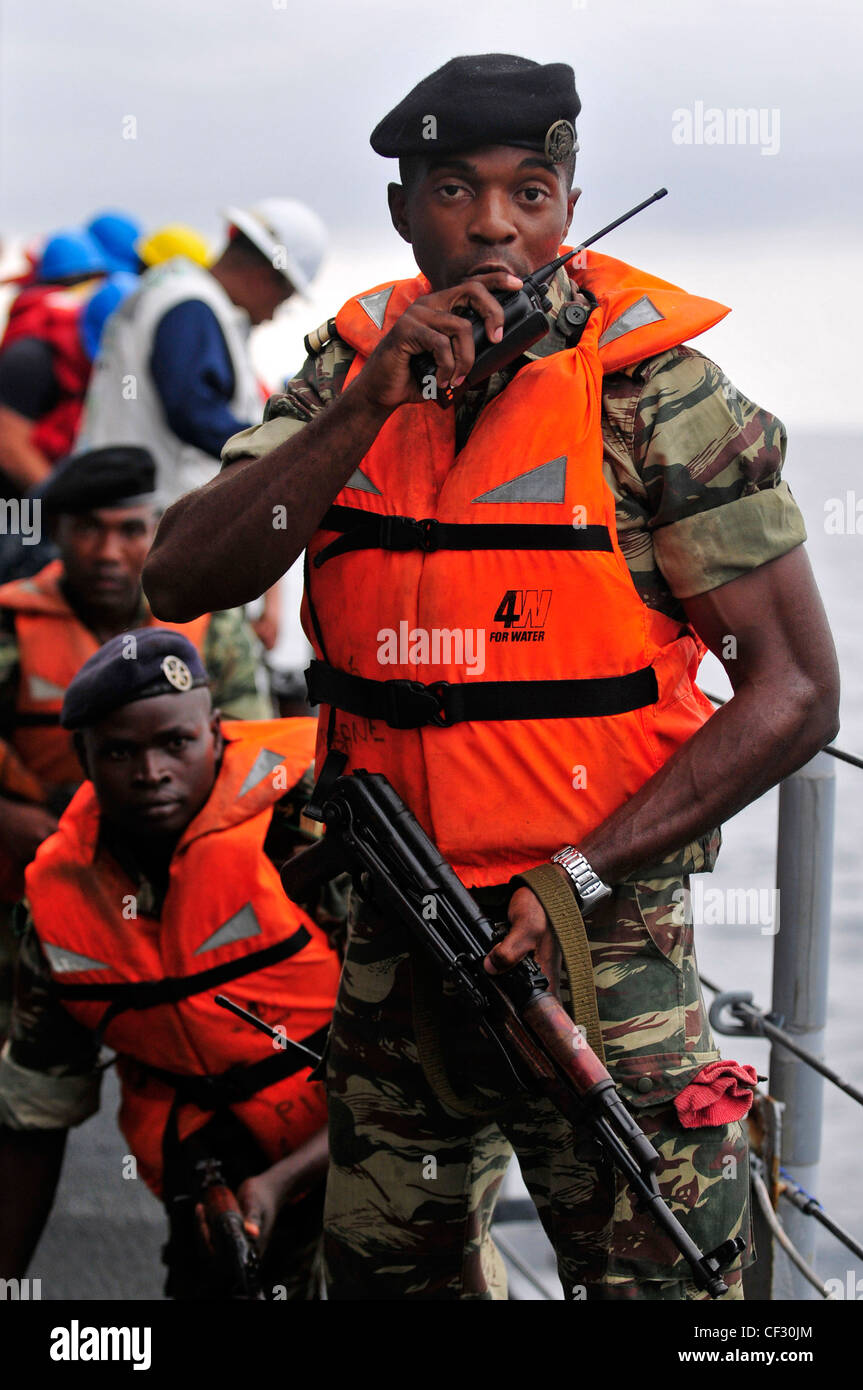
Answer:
[{"xmin": 409, "ymin": 187, "xmax": 668, "ymax": 407}]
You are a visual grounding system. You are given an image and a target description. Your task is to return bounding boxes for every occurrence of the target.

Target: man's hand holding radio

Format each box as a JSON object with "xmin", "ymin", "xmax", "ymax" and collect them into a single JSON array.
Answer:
[{"xmin": 351, "ymin": 270, "xmax": 523, "ymax": 412}]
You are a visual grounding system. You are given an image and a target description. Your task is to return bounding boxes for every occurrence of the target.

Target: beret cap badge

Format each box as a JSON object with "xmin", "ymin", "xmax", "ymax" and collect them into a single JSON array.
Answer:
[
  {"xmin": 544, "ymin": 119, "xmax": 577, "ymax": 163},
  {"xmin": 161, "ymin": 655, "xmax": 193, "ymax": 691}
]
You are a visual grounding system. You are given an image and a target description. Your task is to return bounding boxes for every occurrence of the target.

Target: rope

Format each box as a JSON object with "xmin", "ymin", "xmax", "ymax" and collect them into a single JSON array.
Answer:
[
  {"xmin": 702, "ymin": 691, "xmax": 863, "ymax": 770},
  {"xmin": 751, "ymin": 1169, "xmax": 837, "ymax": 1299}
]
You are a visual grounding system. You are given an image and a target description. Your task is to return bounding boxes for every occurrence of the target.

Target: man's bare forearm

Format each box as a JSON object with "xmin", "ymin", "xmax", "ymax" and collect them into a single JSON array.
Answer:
[
  {"xmin": 579, "ymin": 679, "xmax": 838, "ymax": 886},
  {"xmin": 143, "ymin": 383, "xmax": 393, "ymax": 621}
]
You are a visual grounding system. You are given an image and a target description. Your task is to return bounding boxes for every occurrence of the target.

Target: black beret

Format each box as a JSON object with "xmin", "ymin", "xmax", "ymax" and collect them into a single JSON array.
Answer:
[
  {"xmin": 370, "ymin": 54, "xmax": 580, "ymax": 163},
  {"xmin": 61, "ymin": 628, "xmax": 209, "ymax": 730},
  {"xmin": 35, "ymin": 446, "xmax": 157, "ymax": 516}
]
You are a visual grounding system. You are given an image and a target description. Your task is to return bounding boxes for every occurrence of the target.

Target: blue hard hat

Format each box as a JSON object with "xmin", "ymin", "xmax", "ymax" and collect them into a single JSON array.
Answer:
[
  {"xmin": 38, "ymin": 228, "xmax": 109, "ymax": 283},
  {"xmin": 88, "ymin": 210, "xmax": 144, "ymax": 273},
  {"xmin": 80, "ymin": 271, "xmax": 138, "ymax": 360}
]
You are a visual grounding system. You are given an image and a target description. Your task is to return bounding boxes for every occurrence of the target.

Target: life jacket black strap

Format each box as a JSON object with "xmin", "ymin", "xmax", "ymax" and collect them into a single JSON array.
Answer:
[
  {"xmin": 305, "ymin": 660, "xmax": 658, "ymax": 730},
  {"xmin": 52, "ymin": 926, "xmax": 312, "ymax": 1005},
  {"xmin": 130, "ymin": 1023, "xmax": 330, "ymax": 1110},
  {"xmin": 313, "ymin": 505, "xmax": 612, "ymax": 568},
  {"xmin": 13, "ymin": 712, "xmax": 61, "ymax": 727}
]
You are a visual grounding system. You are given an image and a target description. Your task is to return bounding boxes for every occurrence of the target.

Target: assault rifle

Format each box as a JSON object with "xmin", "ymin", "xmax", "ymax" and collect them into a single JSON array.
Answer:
[
  {"xmin": 194, "ymin": 1157, "xmax": 266, "ymax": 1300},
  {"xmin": 280, "ymin": 762, "xmax": 744, "ymax": 1298}
]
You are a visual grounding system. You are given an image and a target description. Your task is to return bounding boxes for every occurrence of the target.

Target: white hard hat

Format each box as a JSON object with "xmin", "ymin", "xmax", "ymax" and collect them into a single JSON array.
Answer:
[{"xmin": 223, "ymin": 198, "xmax": 327, "ymax": 295}]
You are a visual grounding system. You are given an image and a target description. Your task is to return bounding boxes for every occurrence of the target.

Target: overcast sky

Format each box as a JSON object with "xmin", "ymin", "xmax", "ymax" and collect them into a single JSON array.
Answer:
[{"xmin": 1, "ymin": 0, "xmax": 861, "ymax": 427}]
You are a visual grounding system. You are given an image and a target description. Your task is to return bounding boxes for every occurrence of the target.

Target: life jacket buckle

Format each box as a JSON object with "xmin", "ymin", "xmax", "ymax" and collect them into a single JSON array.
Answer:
[
  {"xmin": 383, "ymin": 678, "xmax": 446, "ymax": 729},
  {"xmin": 427, "ymin": 680, "xmax": 454, "ymax": 727},
  {"xmin": 379, "ymin": 515, "xmax": 423, "ymax": 551},
  {"xmin": 418, "ymin": 518, "xmax": 440, "ymax": 551}
]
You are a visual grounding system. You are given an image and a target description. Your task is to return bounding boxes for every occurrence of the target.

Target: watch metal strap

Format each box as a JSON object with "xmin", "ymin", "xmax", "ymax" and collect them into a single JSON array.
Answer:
[{"xmin": 551, "ymin": 846, "xmax": 612, "ymax": 915}]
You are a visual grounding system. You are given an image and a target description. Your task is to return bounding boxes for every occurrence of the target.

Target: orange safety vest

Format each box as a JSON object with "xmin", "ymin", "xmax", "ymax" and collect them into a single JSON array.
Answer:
[
  {"xmin": 0, "ymin": 559, "xmax": 209, "ymax": 900},
  {"xmin": 26, "ymin": 717, "xmax": 339, "ymax": 1197},
  {"xmin": 302, "ymin": 250, "xmax": 729, "ymax": 887}
]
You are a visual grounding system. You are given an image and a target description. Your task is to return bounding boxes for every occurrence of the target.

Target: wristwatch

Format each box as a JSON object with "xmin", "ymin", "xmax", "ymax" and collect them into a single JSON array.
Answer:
[{"xmin": 550, "ymin": 846, "xmax": 612, "ymax": 916}]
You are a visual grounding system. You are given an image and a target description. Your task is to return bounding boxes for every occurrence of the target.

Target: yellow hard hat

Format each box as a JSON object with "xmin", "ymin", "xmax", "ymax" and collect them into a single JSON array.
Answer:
[{"xmin": 136, "ymin": 224, "xmax": 211, "ymax": 268}]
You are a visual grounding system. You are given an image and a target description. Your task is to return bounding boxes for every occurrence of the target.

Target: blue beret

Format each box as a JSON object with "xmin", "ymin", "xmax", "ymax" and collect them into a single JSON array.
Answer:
[
  {"xmin": 35, "ymin": 446, "xmax": 156, "ymax": 516},
  {"xmin": 61, "ymin": 628, "xmax": 209, "ymax": 730},
  {"xmin": 370, "ymin": 54, "xmax": 580, "ymax": 163}
]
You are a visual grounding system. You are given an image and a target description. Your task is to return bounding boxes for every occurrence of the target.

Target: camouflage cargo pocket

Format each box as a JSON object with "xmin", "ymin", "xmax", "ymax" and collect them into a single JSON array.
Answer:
[
  {"xmin": 588, "ymin": 874, "xmax": 719, "ymax": 1065},
  {"xmin": 589, "ymin": 880, "xmax": 685, "ymax": 1064},
  {"xmin": 604, "ymin": 1055, "xmax": 754, "ymax": 1280}
]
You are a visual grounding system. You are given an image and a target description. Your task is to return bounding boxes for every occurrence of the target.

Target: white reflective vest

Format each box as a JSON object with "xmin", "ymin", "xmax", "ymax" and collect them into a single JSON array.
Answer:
[{"xmin": 77, "ymin": 258, "xmax": 263, "ymax": 505}]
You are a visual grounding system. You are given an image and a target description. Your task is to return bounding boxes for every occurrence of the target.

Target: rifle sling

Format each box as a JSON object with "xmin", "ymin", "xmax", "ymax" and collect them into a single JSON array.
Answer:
[
  {"xmin": 410, "ymin": 864, "xmax": 606, "ymax": 1116},
  {"xmin": 509, "ymin": 864, "xmax": 606, "ymax": 1063},
  {"xmin": 410, "ymin": 956, "xmax": 513, "ymax": 1119}
]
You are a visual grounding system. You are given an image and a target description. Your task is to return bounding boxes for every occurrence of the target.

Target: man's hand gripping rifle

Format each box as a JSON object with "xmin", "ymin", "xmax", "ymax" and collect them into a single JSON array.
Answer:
[
  {"xmin": 281, "ymin": 763, "xmax": 744, "ymax": 1298},
  {"xmin": 194, "ymin": 1157, "xmax": 266, "ymax": 1300}
]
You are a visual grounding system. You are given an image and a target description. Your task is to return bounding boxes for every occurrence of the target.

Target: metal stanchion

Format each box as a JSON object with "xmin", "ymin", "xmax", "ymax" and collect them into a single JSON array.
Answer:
[{"xmin": 770, "ymin": 750, "xmax": 836, "ymax": 1299}]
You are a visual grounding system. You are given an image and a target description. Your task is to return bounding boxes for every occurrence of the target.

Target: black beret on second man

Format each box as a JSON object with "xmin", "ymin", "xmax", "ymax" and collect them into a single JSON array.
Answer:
[
  {"xmin": 36, "ymin": 445, "xmax": 156, "ymax": 516},
  {"xmin": 370, "ymin": 53, "xmax": 581, "ymax": 163},
  {"xmin": 61, "ymin": 629, "xmax": 209, "ymax": 731}
]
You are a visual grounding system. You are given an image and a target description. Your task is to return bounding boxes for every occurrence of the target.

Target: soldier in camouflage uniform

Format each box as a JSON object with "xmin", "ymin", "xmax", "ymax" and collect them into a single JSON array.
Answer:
[{"xmin": 144, "ymin": 56, "xmax": 840, "ymax": 1299}]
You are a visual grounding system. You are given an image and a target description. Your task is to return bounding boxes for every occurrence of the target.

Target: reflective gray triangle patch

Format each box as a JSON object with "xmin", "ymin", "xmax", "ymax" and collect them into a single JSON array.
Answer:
[
  {"xmin": 346, "ymin": 467, "xmax": 382, "ymax": 494},
  {"xmin": 42, "ymin": 943, "xmax": 111, "ymax": 974},
  {"xmin": 195, "ymin": 903, "xmax": 262, "ymax": 955},
  {"xmin": 357, "ymin": 287, "xmax": 394, "ymax": 330},
  {"xmin": 238, "ymin": 748, "xmax": 285, "ymax": 800},
  {"xmin": 598, "ymin": 295, "xmax": 664, "ymax": 347},
  {"xmin": 28, "ymin": 673, "xmax": 67, "ymax": 701},
  {"xmin": 472, "ymin": 456, "xmax": 567, "ymax": 505}
]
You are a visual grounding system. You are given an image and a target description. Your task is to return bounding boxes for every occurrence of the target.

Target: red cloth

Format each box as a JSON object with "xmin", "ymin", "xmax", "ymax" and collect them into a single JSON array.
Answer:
[{"xmin": 673, "ymin": 1059, "xmax": 758, "ymax": 1129}]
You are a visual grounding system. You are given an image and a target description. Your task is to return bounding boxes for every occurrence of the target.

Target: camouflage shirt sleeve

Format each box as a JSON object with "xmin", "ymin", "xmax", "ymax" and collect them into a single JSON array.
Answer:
[
  {"xmin": 0, "ymin": 913, "xmax": 103, "ymax": 1130},
  {"xmin": 221, "ymin": 338, "xmax": 355, "ymax": 464},
  {"xmin": 202, "ymin": 607, "xmax": 273, "ymax": 719},
  {"xmin": 602, "ymin": 345, "xmax": 807, "ymax": 609}
]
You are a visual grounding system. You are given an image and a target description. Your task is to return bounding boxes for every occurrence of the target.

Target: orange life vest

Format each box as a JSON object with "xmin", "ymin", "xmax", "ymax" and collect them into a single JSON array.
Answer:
[
  {"xmin": 0, "ymin": 284, "xmax": 93, "ymax": 462},
  {"xmin": 26, "ymin": 717, "xmax": 339, "ymax": 1197},
  {"xmin": 0, "ymin": 559, "xmax": 210, "ymax": 900},
  {"xmin": 302, "ymin": 250, "xmax": 729, "ymax": 887}
]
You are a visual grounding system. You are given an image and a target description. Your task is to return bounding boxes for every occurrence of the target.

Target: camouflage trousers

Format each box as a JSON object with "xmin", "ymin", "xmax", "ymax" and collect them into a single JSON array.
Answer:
[{"xmin": 323, "ymin": 863, "xmax": 753, "ymax": 1300}]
